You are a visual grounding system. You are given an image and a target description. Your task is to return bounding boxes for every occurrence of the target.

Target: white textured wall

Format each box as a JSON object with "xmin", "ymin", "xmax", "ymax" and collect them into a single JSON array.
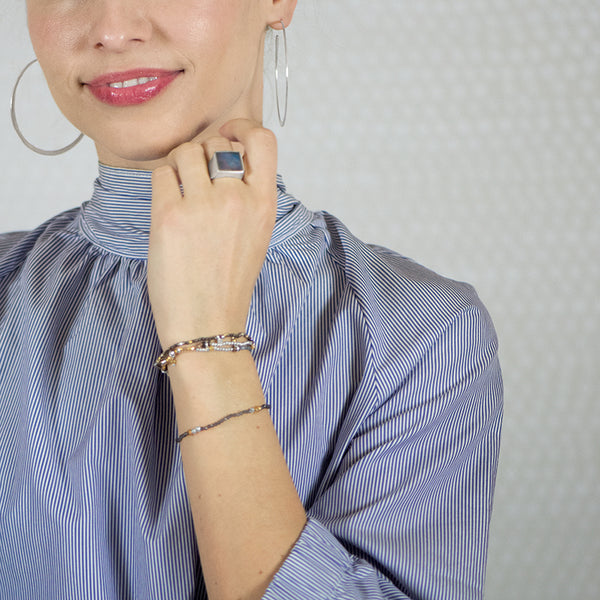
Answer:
[{"xmin": 1, "ymin": 2, "xmax": 598, "ymax": 598}]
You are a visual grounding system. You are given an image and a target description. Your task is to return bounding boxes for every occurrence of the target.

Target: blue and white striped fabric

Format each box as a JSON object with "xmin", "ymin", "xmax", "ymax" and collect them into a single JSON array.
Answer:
[{"xmin": 0, "ymin": 165, "xmax": 502, "ymax": 599}]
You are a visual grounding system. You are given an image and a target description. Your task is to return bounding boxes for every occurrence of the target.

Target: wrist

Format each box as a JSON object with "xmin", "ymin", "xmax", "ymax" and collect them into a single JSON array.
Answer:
[{"xmin": 167, "ymin": 350, "xmax": 263, "ymax": 430}]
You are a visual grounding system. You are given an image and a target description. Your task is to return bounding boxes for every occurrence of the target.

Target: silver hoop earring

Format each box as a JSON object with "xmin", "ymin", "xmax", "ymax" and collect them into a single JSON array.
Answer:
[
  {"xmin": 10, "ymin": 59, "xmax": 83, "ymax": 156},
  {"xmin": 274, "ymin": 20, "xmax": 289, "ymax": 127}
]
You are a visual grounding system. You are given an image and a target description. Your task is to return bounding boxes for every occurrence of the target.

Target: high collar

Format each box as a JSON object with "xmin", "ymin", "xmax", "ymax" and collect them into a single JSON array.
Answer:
[{"xmin": 76, "ymin": 163, "xmax": 311, "ymax": 260}]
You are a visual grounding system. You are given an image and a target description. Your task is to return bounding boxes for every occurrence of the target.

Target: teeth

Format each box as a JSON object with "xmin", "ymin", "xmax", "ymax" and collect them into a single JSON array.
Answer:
[{"xmin": 109, "ymin": 76, "xmax": 158, "ymax": 89}]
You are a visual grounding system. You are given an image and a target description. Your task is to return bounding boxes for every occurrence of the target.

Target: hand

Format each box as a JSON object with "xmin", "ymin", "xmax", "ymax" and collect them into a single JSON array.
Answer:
[{"xmin": 147, "ymin": 119, "xmax": 278, "ymax": 349}]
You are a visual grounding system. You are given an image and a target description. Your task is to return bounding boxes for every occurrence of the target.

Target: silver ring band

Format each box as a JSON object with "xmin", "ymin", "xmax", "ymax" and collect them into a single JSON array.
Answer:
[{"xmin": 208, "ymin": 151, "xmax": 245, "ymax": 180}]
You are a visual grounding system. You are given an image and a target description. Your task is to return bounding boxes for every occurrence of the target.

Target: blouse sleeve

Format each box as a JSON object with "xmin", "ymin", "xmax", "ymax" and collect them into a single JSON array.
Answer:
[{"xmin": 264, "ymin": 302, "xmax": 503, "ymax": 600}]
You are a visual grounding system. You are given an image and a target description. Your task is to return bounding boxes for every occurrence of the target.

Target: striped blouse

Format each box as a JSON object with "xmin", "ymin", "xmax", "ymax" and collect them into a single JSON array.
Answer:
[{"xmin": 0, "ymin": 165, "xmax": 502, "ymax": 599}]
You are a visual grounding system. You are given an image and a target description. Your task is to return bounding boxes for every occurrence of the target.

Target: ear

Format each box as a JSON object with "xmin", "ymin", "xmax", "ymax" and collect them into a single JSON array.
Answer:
[{"xmin": 267, "ymin": 0, "xmax": 298, "ymax": 29}]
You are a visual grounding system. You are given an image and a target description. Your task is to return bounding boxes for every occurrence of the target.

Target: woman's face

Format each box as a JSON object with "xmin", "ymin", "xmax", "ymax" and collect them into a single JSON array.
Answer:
[{"xmin": 26, "ymin": 0, "xmax": 282, "ymax": 169}]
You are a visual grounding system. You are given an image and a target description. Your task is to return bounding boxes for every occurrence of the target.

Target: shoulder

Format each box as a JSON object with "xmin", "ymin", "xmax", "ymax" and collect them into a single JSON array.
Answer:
[
  {"xmin": 0, "ymin": 209, "xmax": 80, "ymax": 280},
  {"xmin": 314, "ymin": 215, "xmax": 502, "ymax": 430},
  {"xmin": 318, "ymin": 211, "xmax": 499, "ymax": 371},
  {"xmin": 322, "ymin": 211, "xmax": 485, "ymax": 323}
]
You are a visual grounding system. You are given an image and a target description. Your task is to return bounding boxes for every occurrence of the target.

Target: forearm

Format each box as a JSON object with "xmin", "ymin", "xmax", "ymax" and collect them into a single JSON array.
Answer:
[
  {"xmin": 168, "ymin": 351, "xmax": 307, "ymax": 600},
  {"xmin": 147, "ymin": 121, "xmax": 305, "ymax": 598}
]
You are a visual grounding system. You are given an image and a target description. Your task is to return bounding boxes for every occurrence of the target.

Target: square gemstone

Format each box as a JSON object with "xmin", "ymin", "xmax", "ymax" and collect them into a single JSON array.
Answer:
[{"xmin": 216, "ymin": 152, "xmax": 243, "ymax": 172}]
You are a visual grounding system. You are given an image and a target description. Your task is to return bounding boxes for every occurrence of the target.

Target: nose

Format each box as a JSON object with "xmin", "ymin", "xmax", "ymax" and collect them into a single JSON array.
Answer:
[{"xmin": 89, "ymin": 0, "xmax": 152, "ymax": 52}]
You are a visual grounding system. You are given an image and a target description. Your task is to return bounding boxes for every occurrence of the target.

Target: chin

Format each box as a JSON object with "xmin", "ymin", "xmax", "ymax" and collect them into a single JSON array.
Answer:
[
  {"xmin": 98, "ymin": 113, "xmax": 218, "ymax": 168},
  {"xmin": 95, "ymin": 128, "xmax": 205, "ymax": 168}
]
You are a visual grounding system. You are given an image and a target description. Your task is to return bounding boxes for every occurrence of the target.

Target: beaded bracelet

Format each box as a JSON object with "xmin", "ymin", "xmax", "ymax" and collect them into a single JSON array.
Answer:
[
  {"xmin": 155, "ymin": 332, "xmax": 255, "ymax": 373},
  {"xmin": 176, "ymin": 404, "xmax": 271, "ymax": 443}
]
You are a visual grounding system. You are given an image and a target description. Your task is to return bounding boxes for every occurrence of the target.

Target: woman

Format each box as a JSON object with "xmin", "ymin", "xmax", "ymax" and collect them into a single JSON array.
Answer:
[{"xmin": 0, "ymin": 1, "xmax": 502, "ymax": 599}]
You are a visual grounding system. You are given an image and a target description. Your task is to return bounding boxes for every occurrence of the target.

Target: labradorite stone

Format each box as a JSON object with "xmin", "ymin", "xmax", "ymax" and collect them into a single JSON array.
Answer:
[{"xmin": 216, "ymin": 151, "xmax": 243, "ymax": 172}]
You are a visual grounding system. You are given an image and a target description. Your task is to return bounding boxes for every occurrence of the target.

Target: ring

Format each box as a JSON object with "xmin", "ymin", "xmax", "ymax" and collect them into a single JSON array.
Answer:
[{"xmin": 208, "ymin": 151, "xmax": 245, "ymax": 180}]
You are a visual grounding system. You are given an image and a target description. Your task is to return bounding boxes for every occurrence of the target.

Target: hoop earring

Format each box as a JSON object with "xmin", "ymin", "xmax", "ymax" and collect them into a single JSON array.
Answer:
[
  {"xmin": 273, "ymin": 20, "xmax": 289, "ymax": 127},
  {"xmin": 10, "ymin": 59, "xmax": 83, "ymax": 156}
]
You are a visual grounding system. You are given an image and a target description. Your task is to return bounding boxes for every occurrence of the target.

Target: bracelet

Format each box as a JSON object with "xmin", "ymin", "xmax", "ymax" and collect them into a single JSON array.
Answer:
[
  {"xmin": 155, "ymin": 332, "xmax": 255, "ymax": 373},
  {"xmin": 176, "ymin": 404, "xmax": 271, "ymax": 443}
]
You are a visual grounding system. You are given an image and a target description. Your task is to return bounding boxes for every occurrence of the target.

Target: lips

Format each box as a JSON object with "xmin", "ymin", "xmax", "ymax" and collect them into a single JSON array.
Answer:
[{"xmin": 85, "ymin": 69, "xmax": 181, "ymax": 106}]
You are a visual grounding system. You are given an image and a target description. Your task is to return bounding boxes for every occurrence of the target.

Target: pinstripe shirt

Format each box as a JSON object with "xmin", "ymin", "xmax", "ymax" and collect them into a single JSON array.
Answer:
[{"xmin": 0, "ymin": 165, "xmax": 502, "ymax": 600}]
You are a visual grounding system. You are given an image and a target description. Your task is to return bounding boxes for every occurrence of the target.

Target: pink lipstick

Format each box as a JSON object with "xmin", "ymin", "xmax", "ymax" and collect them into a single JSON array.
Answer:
[{"xmin": 85, "ymin": 69, "xmax": 181, "ymax": 106}]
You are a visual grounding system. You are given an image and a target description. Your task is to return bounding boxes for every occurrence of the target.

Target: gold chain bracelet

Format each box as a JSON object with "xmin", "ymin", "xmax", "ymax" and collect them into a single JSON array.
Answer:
[{"xmin": 155, "ymin": 332, "xmax": 255, "ymax": 373}]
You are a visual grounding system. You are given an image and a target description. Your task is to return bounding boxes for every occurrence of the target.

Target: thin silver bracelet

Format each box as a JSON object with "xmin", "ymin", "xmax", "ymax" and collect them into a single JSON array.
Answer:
[{"xmin": 176, "ymin": 404, "xmax": 271, "ymax": 443}]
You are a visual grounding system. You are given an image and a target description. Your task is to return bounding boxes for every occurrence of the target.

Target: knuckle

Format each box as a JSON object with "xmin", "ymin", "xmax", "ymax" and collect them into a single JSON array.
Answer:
[
  {"xmin": 152, "ymin": 165, "xmax": 173, "ymax": 179},
  {"xmin": 172, "ymin": 141, "xmax": 201, "ymax": 160},
  {"xmin": 252, "ymin": 127, "xmax": 277, "ymax": 147},
  {"xmin": 204, "ymin": 136, "xmax": 227, "ymax": 148}
]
